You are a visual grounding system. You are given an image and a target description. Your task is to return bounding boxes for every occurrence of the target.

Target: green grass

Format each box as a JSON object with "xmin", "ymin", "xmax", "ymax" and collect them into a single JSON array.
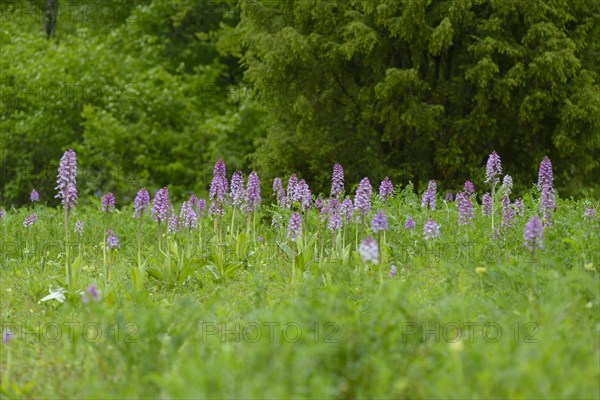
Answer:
[{"xmin": 1, "ymin": 190, "xmax": 598, "ymax": 399}]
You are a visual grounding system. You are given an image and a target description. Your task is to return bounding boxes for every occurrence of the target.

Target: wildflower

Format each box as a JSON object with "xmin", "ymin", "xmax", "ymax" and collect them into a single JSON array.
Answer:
[
  {"xmin": 167, "ymin": 211, "xmax": 180, "ymax": 233},
  {"xmin": 584, "ymin": 207, "xmax": 596, "ymax": 222},
  {"xmin": 421, "ymin": 180, "xmax": 436, "ymax": 210},
  {"xmin": 523, "ymin": 216, "xmax": 544, "ymax": 252},
  {"xmin": 209, "ymin": 200, "xmax": 224, "ymax": 217},
  {"xmin": 230, "ymin": 171, "xmax": 245, "ymax": 208},
  {"xmin": 359, "ymin": 236, "xmax": 379, "ymax": 264},
  {"xmin": 320, "ymin": 198, "xmax": 339, "ymax": 222},
  {"xmin": 39, "ymin": 287, "xmax": 66, "ymax": 303},
  {"xmin": 540, "ymin": 184, "xmax": 555, "ymax": 225},
  {"xmin": 371, "ymin": 210, "xmax": 389, "ymax": 233},
  {"xmin": 2, "ymin": 328, "xmax": 13, "ymax": 344},
  {"xmin": 180, "ymin": 201, "xmax": 197, "ymax": 230},
  {"xmin": 190, "ymin": 196, "xmax": 206, "ymax": 217},
  {"xmin": 271, "ymin": 213, "xmax": 283, "ymax": 229},
  {"xmin": 331, "ymin": 163, "xmax": 345, "ymax": 198},
  {"xmin": 0, "ymin": 209, "xmax": 4, "ymax": 219},
  {"xmin": 501, "ymin": 175, "xmax": 513, "ymax": 196},
  {"xmin": 273, "ymin": 178, "xmax": 288, "ymax": 208},
  {"xmin": 273, "ymin": 177, "xmax": 283, "ymax": 197},
  {"xmin": 245, "ymin": 171, "xmax": 261, "ymax": 212},
  {"xmin": 464, "ymin": 181, "xmax": 475, "ymax": 196},
  {"xmin": 537, "ymin": 156, "xmax": 553, "ymax": 191},
  {"xmin": 81, "ymin": 284, "xmax": 100, "ymax": 304},
  {"xmin": 482, "ymin": 193, "xmax": 492, "ymax": 216},
  {"xmin": 354, "ymin": 177, "xmax": 372, "ymax": 217},
  {"xmin": 287, "ymin": 174, "xmax": 299, "ymax": 203},
  {"xmin": 339, "ymin": 198, "xmax": 354, "ymax": 222},
  {"xmin": 328, "ymin": 212, "xmax": 342, "ymax": 232},
  {"xmin": 513, "ymin": 198, "xmax": 525, "ymax": 216},
  {"xmin": 457, "ymin": 193, "xmax": 474, "ymax": 225},
  {"xmin": 294, "ymin": 179, "xmax": 312, "ymax": 211},
  {"xmin": 404, "ymin": 216, "xmax": 415, "ymax": 230},
  {"xmin": 485, "ymin": 151, "xmax": 502, "ymax": 185},
  {"xmin": 106, "ymin": 230, "xmax": 120, "ymax": 250},
  {"xmin": 209, "ymin": 160, "xmax": 228, "ymax": 202},
  {"xmin": 389, "ymin": 265, "xmax": 397, "ymax": 278},
  {"xmin": 23, "ymin": 213, "xmax": 38, "ymax": 228},
  {"xmin": 445, "ymin": 191, "xmax": 454, "ymax": 202},
  {"xmin": 101, "ymin": 192, "xmax": 115, "ymax": 213},
  {"xmin": 423, "ymin": 219, "xmax": 440, "ymax": 240},
  {"xmin": 379, "ymin": 177, "xmax": 394, "ymax": 201},
  {"xmin": 501, "ymin": 195, "xmax": 514, "ymax": 228},
  {"xmin": 133, "ymin": 188, "xmax": 150, "ymax": 218},
  {"xmin": 74, "ymin": 220, "xmax": 84, "ymax": 236},
  {"xmin": 30, "ymin": 189, "xmax": 39, "ymax": 202},
  {"xmin": 151, "ymin": 188, "xmax": 170, "ymax": 223},
  {"xmin": 55, "ymin": 149, "xmax": 78, "ymax": 210},
  {"xmin": 314, "ymin": 197, "xmax": 324, "ymax": 210},
  {"xmin": 287, "ymin": 212, "xmax": 302, "ymax": 241}
]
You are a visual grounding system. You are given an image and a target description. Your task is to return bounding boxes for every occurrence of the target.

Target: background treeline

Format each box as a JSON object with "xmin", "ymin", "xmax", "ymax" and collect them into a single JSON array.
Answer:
[{"xmin": 1, "ymin": 0, "xmax": 598, "ymax": 205}]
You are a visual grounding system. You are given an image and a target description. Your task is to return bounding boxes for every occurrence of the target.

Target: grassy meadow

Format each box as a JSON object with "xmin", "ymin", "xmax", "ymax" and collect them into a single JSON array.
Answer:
[{"xmin": 1, "ymin": 163, "xmax": 598, "ymax": 399}]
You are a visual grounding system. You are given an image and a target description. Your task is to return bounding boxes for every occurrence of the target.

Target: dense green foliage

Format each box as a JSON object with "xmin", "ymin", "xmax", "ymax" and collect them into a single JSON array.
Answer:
[
  {"xmin": 1, "ymin": 189, "xmax": 598, "ymax": 397},
  {"xmin": 1, "ymin": 0, "xmax": 265, "ymax": 204},
  {"xmin": 242, "ymin": 0, "xmax": 600, "ymax": 194},
  {"xmin": 1, "ymin": 0, "xmax": 599, "ymax": 202}
]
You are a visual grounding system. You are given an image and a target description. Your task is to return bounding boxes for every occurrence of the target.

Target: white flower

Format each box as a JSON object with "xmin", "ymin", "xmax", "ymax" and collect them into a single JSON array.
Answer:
[{"xmin": 39, "ymin": 287, "xmax": 66, "ymax": 304}]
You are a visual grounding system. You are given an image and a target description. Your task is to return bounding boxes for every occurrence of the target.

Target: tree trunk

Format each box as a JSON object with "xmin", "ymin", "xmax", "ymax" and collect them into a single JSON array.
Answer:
[{"xmin": 44, "ymin": 0, "xmax": 58, "ymax": 39}]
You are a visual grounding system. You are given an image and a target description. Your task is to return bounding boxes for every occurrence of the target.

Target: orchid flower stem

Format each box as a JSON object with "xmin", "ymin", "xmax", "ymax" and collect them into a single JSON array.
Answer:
[
  {"xmin": 64, "ymin": 208, "xmax": 71, "ymax": 290},
  {"xmin": 137, "ymin": 215, "xmax": 143, "ymax": 270}
]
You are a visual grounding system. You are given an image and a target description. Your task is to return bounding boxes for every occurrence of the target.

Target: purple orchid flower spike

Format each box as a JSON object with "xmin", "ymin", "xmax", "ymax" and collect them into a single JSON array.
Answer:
[
  {"xmin": 331, "ymin": 163, "xmax": 345, "ymax": 198},
  {"xmin": 287, "ymin": 212, "xmax": 302, "ymax": 241},
  {"xmin": 133, "ymin": 188, "xmax": 150, "ymax": 218},
  {"xmin": 101, "ymin": 192, "xmax": 115, "ymax": 213},
  {"xmin": 379, "ymin": 177, "xmax": 393, "ymax": 201},
  {"xmin": 55, "ymin": 149, "xmax": 78, "ymax": 210},
  {"xmin": 485, "ymin": 151, "xmax": 502, "ymax": 186},
  {"xmin": 30, "ymin": 189, "xmax": 40, "ymax": 202},
  {"xmin": 359, "ymin": 236, "xmax": 379, "ymax": 264}
]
